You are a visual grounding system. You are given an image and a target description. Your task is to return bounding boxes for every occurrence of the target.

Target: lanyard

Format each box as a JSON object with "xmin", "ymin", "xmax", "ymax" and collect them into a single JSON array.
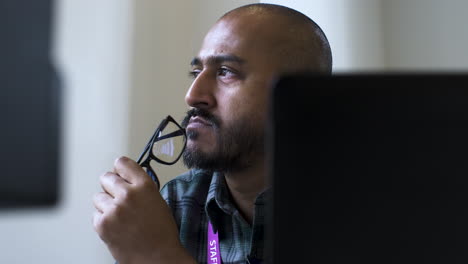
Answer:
[
  {"xmin": 207, "ymin": 221, "xmax": 263, "ymax": 264},
  {"xmin": 207, "ymin": 221, "xmax": 222, "ymax": 264}
]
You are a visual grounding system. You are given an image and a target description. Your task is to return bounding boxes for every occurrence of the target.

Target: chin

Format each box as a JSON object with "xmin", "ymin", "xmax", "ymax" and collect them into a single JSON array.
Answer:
[
  {"xmin": 186, "ymin": 139, "xmax": 216, "ymax": 154},
  {"xmin": 182, "ymin": 144, "xmax": 218, "ymax": 170}
]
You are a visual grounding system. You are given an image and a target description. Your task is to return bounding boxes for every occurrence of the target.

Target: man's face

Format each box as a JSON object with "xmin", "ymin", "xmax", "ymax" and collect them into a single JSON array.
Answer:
[{"xmin": 182, "ymin": 15, "xmax": 282, "ymax": 172}]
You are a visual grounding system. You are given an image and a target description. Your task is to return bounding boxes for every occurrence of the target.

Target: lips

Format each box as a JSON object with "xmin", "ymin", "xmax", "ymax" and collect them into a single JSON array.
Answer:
[{"xmin": 187, "ymin": 116, "xmax": 212, "ymax": 129}]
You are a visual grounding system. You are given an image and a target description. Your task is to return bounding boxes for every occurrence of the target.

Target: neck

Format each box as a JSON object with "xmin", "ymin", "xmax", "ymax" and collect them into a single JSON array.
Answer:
[{"xmin": 224, "ymin": 158, "xmax": 269, "ymax": 225}]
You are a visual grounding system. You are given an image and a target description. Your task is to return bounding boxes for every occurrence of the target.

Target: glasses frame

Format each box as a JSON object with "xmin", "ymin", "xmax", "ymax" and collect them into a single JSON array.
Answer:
[{"xmin": 136, "ymin": 115, "xmax": 187, "ymax": 188}]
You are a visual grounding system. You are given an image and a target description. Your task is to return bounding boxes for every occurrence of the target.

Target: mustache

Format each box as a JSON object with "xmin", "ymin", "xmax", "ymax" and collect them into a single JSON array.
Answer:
[{"xmin": 181, "ymin": 108, "xmax": 221, "ymax": 129}]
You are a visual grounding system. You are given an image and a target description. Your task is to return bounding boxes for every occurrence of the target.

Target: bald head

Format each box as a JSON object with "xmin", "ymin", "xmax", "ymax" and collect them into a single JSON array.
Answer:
[
  {"xmin": 219, "ymin": 3, "xmax": 332, "ymax": 74},
  {"xmin": 184, "ymin": 4, "xmax": 333, "ymax": 172}
]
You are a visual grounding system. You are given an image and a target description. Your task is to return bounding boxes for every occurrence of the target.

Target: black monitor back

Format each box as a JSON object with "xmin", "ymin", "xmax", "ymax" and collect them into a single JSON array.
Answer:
[
  {"xmin": 0, "ymin": 0, "xmax": 60, "ymax": 208},
  {"xmin": 267, "ymin": 73, "xmax": 468, "ymax": 263}
]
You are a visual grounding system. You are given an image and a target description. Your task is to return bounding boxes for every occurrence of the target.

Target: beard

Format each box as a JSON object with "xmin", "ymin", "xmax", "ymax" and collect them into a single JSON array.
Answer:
[{"xmin": 181, "ymin": 108, "xmax": 265, "ymax": 173}]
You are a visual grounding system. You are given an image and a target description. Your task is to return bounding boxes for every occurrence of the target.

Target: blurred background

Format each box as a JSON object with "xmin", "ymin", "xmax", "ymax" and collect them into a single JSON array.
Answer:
[{"xmin": 1, "ymin": 0, "xmax": 467, "ymax": 262}]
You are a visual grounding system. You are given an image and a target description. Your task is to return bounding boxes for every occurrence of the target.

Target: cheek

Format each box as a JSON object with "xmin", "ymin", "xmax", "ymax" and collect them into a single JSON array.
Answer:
[
  {"xmin": 243, "ymin": 86, "xmax": 269, "ymax": 122},
  {"xmin": 217, "ymin": 78, "xmax": 271, "ymax": 128},
  {"xmin": 224, "ymin": 96, "xmax": 268, "ymax": 130}
]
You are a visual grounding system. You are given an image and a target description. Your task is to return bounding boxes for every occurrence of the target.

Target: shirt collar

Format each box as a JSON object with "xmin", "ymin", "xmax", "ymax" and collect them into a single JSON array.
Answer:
[
  {"xmin": 254, "ymin": 187, "xmax": 271, "ymax": 206},
  {"xmin": 204, "ymin": 171, "xmax": 272, "ymax": 231},
  {"xmin": 205, "ymin": 172, "xmax": 236, "ymax": 230}
]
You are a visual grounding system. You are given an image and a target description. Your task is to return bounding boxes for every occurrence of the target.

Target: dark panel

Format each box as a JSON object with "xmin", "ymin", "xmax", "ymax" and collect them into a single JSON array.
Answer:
[
  {"xmin": 268, "ymin": 74, "xmax": 468, "ymax": 263},
  {"xmin": 0, "ymin": 0, "xmax": 60, "ymax": 208}
]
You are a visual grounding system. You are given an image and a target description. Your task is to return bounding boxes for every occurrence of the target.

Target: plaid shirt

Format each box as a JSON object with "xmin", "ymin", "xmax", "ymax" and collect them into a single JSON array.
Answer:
[{"xmin": 161, "ymin": 169, "xmax": 269, "ymax": 264}]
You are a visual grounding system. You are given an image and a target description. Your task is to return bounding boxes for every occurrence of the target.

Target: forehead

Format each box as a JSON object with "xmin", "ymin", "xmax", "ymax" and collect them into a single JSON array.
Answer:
[{"xmin": 197, "ymin": 15, "xmax": 281, "ymax": 63}]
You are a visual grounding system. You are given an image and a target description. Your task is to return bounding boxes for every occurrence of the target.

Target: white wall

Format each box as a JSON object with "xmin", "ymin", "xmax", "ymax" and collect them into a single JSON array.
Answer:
[
  {"xmin": 263, "ymin": 0, "xmax": 468, "ymax": 72},
  {"xmin": 261, "ymin": 0, "xmax": 386, "ymax": 72},
  {"xmin": 382, "ymin": 0, "xmax": 468, "ymax": 71},
  {"xmin": 126, "ymin": 1, "xmax": 196, "ymax": 186}
]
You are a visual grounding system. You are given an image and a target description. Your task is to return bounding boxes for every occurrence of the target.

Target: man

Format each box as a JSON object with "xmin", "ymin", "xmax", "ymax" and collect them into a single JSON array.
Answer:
[{"xmin": 93, "ymin": 3, "xmax": 332, "ymax": 264}]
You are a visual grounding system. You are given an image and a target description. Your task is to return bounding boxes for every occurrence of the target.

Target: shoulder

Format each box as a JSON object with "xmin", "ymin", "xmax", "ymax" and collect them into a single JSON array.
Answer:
[{"xmin": 160, "ymin": 169, "xmax": 213, "ymax": 207}]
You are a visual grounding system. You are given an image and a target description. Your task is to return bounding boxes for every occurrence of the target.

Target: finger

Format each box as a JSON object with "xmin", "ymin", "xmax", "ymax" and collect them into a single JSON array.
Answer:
[
  {"xmin": 113, "ymin": 156, "xmax": 148, "ymax": 184},
  {"xmin": 92, "ymin": 210, "xmax": 101, "ymax": 226},
  {"xmin": 100, "ymin": 171, "xmax": 129, "ymax": 198},
  {"xmin": 92, "ymin": 210, "xmax": 105, "ymax": 236},
  {"xmin": 93, "ymin": 191, "xmax": 114, "ymax": 213}
]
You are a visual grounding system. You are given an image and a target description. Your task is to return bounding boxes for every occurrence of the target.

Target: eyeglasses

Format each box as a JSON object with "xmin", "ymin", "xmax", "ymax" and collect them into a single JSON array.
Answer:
[{"xmin": 136, "ymin": 115, "xmax": 187, "ymax": 189}]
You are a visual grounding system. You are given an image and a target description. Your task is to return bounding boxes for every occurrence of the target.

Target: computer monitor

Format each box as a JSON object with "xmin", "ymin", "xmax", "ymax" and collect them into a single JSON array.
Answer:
[
  {"xmin": 0, "ymin": 0, "xmax": 60, "ymax": 208},
  {"xmin": 266, "ymin": 73, "xmax": 468, "ymax": 263}
]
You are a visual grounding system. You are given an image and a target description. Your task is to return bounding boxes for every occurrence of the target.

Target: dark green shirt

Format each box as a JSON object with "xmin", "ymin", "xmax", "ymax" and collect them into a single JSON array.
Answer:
[{"xmin": 160, "ymin": 169, "xmax": 268, "ymax": 264}]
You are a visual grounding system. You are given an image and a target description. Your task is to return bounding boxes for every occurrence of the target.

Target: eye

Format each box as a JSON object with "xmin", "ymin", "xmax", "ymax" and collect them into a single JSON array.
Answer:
[
  {"xmin": 217, "ymin": 67, "xmax": 235, "ymax": 77},
  {"xmin": 188, "ymin": 69, "xmax": 201, "ymax": 79}
]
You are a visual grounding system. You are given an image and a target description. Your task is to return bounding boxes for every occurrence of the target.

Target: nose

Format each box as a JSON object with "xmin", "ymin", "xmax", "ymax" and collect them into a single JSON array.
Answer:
[{"xmin": 185, "ymin": 70, "xmax": 216, "ymax": 109}]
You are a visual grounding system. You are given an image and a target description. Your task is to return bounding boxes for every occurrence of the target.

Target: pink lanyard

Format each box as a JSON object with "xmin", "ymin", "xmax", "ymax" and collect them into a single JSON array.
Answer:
[{"xmin": 207, "ymin": 221, "xmax": 222, "ymax": 264}]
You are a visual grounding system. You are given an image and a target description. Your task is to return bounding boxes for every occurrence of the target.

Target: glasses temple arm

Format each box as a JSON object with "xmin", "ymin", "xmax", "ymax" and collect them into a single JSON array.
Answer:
[
  {"xmin": 155, "ymin": 129, "xmax": 185, "ymax": 141},
  {"xmin": 136, "ymin": 131, "xmax": 159, "ymax": 164}
]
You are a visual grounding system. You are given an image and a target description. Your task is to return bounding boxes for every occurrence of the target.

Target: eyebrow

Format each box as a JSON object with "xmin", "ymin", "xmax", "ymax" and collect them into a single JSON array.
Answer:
[{"xmin": 190, "ymin": 54, "xmax": 246, "ymax": 67}]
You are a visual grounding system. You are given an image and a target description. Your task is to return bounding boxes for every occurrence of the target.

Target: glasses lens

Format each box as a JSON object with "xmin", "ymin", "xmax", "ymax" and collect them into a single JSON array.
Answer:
[{"xmin": 152, "ymin": 121, "xmax": 186, "ymax": 163}]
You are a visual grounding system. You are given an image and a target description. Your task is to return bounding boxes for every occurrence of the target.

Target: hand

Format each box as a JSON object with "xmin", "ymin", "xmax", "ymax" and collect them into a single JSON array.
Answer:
[{"xmin": 93, "ymin": 156, "xmax": 196, "ymax": 264}]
